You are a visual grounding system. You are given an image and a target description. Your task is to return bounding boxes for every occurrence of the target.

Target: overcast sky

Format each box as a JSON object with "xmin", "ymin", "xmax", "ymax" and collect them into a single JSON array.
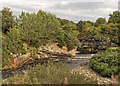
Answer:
[{"xmin": 0, "ymin": 0, "xmax": 119, "ymax": 22}]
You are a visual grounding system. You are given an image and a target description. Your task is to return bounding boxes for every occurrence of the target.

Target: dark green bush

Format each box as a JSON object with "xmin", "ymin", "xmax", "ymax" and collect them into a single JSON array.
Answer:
[{"xmin": 90, "ymin": 47, "xmax": 120, "ymax": 77}]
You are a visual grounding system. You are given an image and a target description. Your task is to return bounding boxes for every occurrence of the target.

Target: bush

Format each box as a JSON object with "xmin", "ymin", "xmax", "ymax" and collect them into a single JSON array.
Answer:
[{"xmin": 90, "ymin": 47, "xmax": 119, "ymax": 77}]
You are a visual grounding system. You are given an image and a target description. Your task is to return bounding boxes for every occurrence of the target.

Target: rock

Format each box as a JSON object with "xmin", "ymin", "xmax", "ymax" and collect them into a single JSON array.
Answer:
[
  {"xmin": 78, "ymin": 36, "xmax": 119, "ymax": 54},
  {"xmin": 38, "ymin": 43, "xmax": 77, "ymax": 57}
]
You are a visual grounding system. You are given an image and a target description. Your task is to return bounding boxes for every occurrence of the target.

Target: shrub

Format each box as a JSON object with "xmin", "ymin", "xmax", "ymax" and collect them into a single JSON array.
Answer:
[{"xmin": 90, "ymin": 47, "xmax": 119, "ymax": 77}]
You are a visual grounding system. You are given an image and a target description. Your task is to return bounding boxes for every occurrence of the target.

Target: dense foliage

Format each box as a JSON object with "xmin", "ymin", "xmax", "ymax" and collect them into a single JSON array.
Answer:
[
  {"xmin": 95, "ymin": 17, "xmax": 106, "ymax": 27},
  {"xmin": 77, "ymin": 12, "xmax": 120, "ymax": 53},
  {"xmin": 19, "ymin": 11, "xmax": 80, "ymax": 49},
  {"xmin": 3, "ymin": 62, "xmax": 97, "ymax": 84},
  {"xmin": 1, "ymin": 8, "xmax": 80, "ymax": 67},
  {"xmin": 57, "ymin": 18, "xmax": 80, "ymax": 50},
  {"xmin": 2, "ymin": 28, "xmax": 26, "ymax": 67},
  {"xmin": 90, "ymin": 47, "xmax": 120, "ymax": 77}
]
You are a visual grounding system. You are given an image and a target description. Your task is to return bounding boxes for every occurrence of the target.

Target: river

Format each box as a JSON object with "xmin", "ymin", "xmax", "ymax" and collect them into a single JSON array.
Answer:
[{"xmin": 55, "ymin": 54, "xmax": 94, "ymax": 68}]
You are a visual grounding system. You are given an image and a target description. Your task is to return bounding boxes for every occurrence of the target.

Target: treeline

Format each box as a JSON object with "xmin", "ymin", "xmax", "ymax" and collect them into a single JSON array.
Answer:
[
  {"xmin": 77, "ymin": 12, "xmax": 120, "ymax": 53},
  {"xmin": 1, "ymin": 7, "xmax": 120, "ymax": 67}
]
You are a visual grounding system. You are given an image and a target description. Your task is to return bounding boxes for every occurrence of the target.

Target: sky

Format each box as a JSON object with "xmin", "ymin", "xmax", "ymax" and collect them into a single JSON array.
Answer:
[{"xmin": 0, "ymin": 0, "xmax": 120, "ymax": 22}]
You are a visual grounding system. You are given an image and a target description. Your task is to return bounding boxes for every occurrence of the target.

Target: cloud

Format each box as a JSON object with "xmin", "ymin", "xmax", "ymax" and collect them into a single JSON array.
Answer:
[
  {"xmin": 50, "ymin": 2, "xmax": 117, "ymax": 10},
  {"xmin": 0, "ymin": 0, "xmax": 119, "ymax": 22},
  {"xmin": 47, "ymin": 2, "xmax": 118, "ymax": 22}
]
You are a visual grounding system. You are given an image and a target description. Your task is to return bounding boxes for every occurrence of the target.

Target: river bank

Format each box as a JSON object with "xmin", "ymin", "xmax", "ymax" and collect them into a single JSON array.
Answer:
[
  {"xmin": 2, "ymin": 53, "xmax": 114, "ymax": 85},
  {"xmin": 72, "ymin": 65, "xmax": 113, "ymax": 85}
]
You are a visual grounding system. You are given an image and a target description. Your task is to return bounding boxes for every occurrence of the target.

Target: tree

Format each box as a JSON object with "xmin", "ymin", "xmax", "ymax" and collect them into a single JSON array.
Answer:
[
  {"xmin": 108, "ymin": 11, "xmax": 120, "ymax": 24},
  {"xmin": 19, "ymin": 10, "xmax": 62, "ymax": 47},
  {"xmin": 95, "ymin": 17, "xmax": 106, "ymax": 27},
  {"xmin": 1, "ymin": 7, "xmax": 14, "ymax": 33},
  {"xmin": 19, "ymin": 10, "xmax": 80, "ymax": 50},
  {"xmin": 77, "ymin": 20, "xmax": 94, "ymax": 32}
]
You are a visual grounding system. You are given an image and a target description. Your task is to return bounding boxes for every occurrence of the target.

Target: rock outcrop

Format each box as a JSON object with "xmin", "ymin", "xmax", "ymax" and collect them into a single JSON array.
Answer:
[
  {"xmin": 38, "ymin": 43, "xmax": 77, "ymax": 58},
  {"xmin": 78, "ymin": 36, "xmax": 118, "ymax": 54}
]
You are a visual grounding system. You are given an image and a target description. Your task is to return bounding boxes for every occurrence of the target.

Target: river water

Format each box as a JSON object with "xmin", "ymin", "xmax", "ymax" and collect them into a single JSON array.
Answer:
[{"xmin": 58, "ymin": 54, "xmax": 94, "ymax": 68}]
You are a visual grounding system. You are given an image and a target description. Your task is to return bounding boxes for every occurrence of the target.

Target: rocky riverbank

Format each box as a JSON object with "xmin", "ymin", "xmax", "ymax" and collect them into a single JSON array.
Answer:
[
  {"xmin": 71, "ymin": 65, "xmax": 113, "ymax": 85},
  {"xmin": 38, "ymin": 43, "xmax": 77, "ymax": 57}
]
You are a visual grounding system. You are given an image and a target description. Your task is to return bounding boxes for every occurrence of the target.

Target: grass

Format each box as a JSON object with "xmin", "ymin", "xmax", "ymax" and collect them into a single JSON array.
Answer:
[{"xmin": 2, "ymin": 61, "xmax": 97, "ymax": 84}]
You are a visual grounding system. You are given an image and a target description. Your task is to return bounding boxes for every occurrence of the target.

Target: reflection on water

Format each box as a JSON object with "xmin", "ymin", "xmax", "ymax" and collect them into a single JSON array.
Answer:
[{"xmin": 65, "ymin": 54, "xmax": 94, "ymax": 68}]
